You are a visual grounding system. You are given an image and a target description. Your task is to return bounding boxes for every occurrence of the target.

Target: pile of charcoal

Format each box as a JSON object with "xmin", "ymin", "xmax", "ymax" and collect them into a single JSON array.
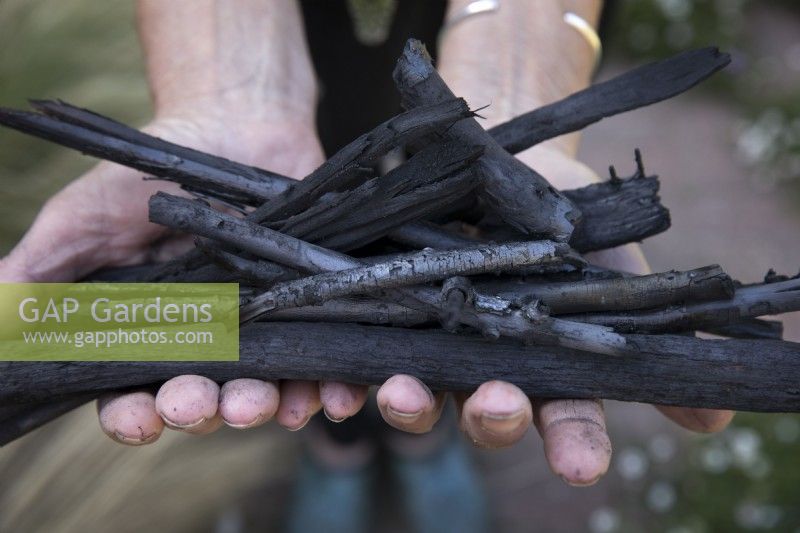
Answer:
[{"xmin": 1, "ymin": 39, "xmax": 798, "ymax": 446}]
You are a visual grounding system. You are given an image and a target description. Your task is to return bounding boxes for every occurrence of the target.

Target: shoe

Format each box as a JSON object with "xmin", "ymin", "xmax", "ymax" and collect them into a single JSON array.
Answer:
[
  {"xmin": 390, "ymin": 428, "xmax": 491, "ymax": 533},
  {"xmin": 284, "ymin": 449, "xmax": 373, "ymax": 533}
]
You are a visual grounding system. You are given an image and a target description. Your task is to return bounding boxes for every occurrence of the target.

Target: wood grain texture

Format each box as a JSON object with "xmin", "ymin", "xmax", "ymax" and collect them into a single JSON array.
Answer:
[
  {"xmin": 488, "ymin": 47, "xmax": 731, "ymax": 153},
  {"xmin": 1, "ymin": 322, "xmax": 798, "ymax": 412},
  {"xmin": 393, "ymin": 39, "xmax": 579, "ymax": 240}
]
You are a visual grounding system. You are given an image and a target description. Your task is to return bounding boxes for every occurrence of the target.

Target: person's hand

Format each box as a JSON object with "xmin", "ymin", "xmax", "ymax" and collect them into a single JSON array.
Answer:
[
  {"xmin": 0, "ymin": 108, "xmax": 370, "ymax": 443},
  {"xmin": 373, "ymin": 145, "xmax": 734, "ymax": 486}
]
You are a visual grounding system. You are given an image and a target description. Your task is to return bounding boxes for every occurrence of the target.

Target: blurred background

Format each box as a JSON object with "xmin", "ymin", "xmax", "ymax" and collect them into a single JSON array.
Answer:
[{"xmin": 0, "ymin": 0, "xmax": 799, "ymax": 531}]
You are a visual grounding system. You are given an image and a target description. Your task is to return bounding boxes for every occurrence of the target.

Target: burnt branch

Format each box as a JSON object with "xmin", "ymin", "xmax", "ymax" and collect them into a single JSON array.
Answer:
[
  {"xmin": 0, "ymin": 107, "xmax": 286, "ymax": 204},
  {"xmin": 277, "ymin": 140, "xmax": 484, "ymax": 251},
  {"xmin": 568, "ymin": 276, "xmax": 800, "ymax": 333},
  {"xmin": 488, "ymin": 47, "xmax": 731, "ymax": 153},
  {"xmin": 29, "ymin": 99, "xmax": 291, "ymax": 196},
  {"xmin": 241, "ymin": 241, "xmax": 571, "ymax": 319},
  {"xmin": 151, "ymin": 194, "xmax": 627, "ymax": 355},
  {"xmin": 0, "ymin": 102, "xmax": 671, "ymax": 255},
  {"xmin": 704, "ymin": 318, "xmax": 784, "ymax": 340},
  {"xmin": 563, "ymin": 156, "xmax": 671, "ymax": 252},
  {"xmin": 392, "ymin": 39, "xmax": 579, "ymax": 240},
  {"xmin": 1, "ymin": 323, "xmax": 798, "ymax": 413},
  {"xmin": 249, "ymin": 98, "xmax": 474, "ymax": 223},
  {"xmin": 480, "ymin": 265, "xmax": 734, "ymax": 314}
]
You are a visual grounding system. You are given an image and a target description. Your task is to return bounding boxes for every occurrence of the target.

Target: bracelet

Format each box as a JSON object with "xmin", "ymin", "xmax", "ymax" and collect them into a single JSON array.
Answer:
[
  {"xmin": 439, "ymin": 0, "xmax": 500, "ymax": 41},
  {"xmin": 438, "ymin": 4, "xmax": 600, "ymax": 73},
  {"xmin": 563, "ymin": 11, "xmax": 602, "ymax": 71}
]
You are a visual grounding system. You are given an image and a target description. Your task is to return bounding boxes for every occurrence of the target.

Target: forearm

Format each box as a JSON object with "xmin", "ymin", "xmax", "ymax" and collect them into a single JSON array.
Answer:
[
  {"xmin": 136, "ymin": 0, "xmax": 317, "ymax": 125},
  {"xmin": 439, "ymin": 0, "xmax": 602, "ymax": 157}
]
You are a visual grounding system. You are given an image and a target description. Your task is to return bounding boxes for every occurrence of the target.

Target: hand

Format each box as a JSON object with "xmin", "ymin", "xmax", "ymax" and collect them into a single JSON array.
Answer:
[
  {"xmin": 0, "ymin": 109, "xmax": 366, "ymax": 443},
  {"xmin": 373, "ymin": 146, "xmax": 734, "ymax": 486}
]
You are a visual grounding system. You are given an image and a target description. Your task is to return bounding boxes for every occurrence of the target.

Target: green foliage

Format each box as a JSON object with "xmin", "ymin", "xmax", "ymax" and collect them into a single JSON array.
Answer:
[
  {"xmin": 589, "ymin": 415, "xmax": 800, "ymax": 532},
  {"xmin": 667, "ymin": 415, "xmax": 800, "ymax": 531},
  {"xmin": 0, "ymin": 0, "xmax": 150, "ymax": 253}
]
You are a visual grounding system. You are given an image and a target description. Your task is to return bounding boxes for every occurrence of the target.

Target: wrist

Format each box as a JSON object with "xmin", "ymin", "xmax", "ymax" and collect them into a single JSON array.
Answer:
[
  {"xmin": 144, "ymin": 114, "xmax": 321, "ymax": 179},
  {"xmin": 148, "ymin": 49, "xmax": 318, "ymax": 131},
  {"xmin": 139, "ymin": 0, "xmax": 318, "ymax": 129},
  {"xmin": 152, "ymin": 93, "xmax": 317, "ymax": 141},
  {"xmin": 438, "ymin": 0, "xmax": 602, "ymax": 156}
]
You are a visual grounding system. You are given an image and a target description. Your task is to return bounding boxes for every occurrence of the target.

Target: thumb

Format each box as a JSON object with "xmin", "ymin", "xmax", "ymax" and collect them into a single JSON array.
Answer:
[
  {"xmin": 0, "ymin": 192, "xmax": 98, "ymax": 283},
  {"xmin": 0, "ymin": 163, "xmax": 170, "ymax": 283}
]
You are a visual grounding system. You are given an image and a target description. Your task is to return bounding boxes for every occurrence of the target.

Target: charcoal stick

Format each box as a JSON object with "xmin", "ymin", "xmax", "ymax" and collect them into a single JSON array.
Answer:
[{"xmin": 1, "ymin": 322, "xmax": 799, "ymax": 412}]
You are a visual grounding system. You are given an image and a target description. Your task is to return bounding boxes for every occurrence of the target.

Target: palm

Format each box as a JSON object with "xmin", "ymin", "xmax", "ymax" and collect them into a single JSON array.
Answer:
[{"xmin": 1, "ymin": 114, "xmax": 324, "ymax": 282}]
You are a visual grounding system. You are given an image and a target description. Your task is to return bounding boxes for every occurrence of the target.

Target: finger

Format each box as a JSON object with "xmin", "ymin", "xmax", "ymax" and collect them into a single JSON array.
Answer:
[
  {"xmin": 97, "ymin": 391, "xmax": 164, "ymax": 445},
  {"xmin": 584, "ymin": 243, "xmax": 650, "ymax": 275},
  {"xmin": 275, "ymin": 380, "xmax": 321, "ymax": 431},
  {"xmin": 533, "ymin": 399, "xmax": 612, "ymax": 487},
  {"xmin": 0, "ymin": 163, "xmax": 173, "ymax": 283},
  {"xmin": 376, "ymin": 375, "xmax": 445, "ymax": 434},
  {"xmin": 319, "ymin": 381, "xmax": 369, "ymax": 422},
  {"xmin": 219, "ymin": 379, "xmax": 280, "ymax": 429},
  {"xmin": 656, "ymin": 406, "xmax": 734, "ymax": 433},
  {"xmin": 460, "ymin": 381, "xmax": 532, "ymax": 448},
  {"xmin": 155, "ymin": 375, "xmax": 223, "ymax": 435}
]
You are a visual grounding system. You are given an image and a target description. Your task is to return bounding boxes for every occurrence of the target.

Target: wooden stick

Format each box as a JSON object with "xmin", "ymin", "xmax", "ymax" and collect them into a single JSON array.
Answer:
[
  {"xmin": 257, "ymin": 298, "xmax": 437, "ymax": 326},
  {"xmin": 479, "ymin": 265, "xmax": 734, "ymax": 314},
  {"xmin": 194, "ymin": 239, "xmax": 298, "ymax": 286},
  {"xmin": 2, "ymin": 322, "xmax": 799, "ymax": 413},
  {"xmin": 392, "ymin": 39, "xmax": 579, "ymax": 240},
  {"xmin": 150, "ymin": 193, "xmax": 629, "ymax": 355},
  {"xmin": 248, "ymin": 98, "xmax": 474, "ymax": 223},
  {"xmin": 0, "ymin": 108, "xmax": 285, "ymax": 204},
  {"xmin": 29, "ymin": 99, "xmax": 290, "ymax": 193},
  {"xmin": 274, "ymin": 139, "xmax": 484, "ymax": 251},
  {"xmin": 0, "ymin": 103, "xmax": 671, "ymax": 254},
  {"xmin": 562, "ymin": 159, "xmax": 670, "ymax": 252},
  {"xmin": 388, "ymin": 168, "xmax": 672, "ymax": 255},
  {"xmin": 568, "ymin": 276, "xmax": 800, "ymax": 333},
  {"xmin": 704, "ymin": 318, "xmax": 784, "ymax": 340},
  {"xmin": 488, "ymin": 48, "xmax": 731, "ymax": 153},
  {"xmin": 240, "ymin": 241, "xmax": 570, "ymax": 320}
]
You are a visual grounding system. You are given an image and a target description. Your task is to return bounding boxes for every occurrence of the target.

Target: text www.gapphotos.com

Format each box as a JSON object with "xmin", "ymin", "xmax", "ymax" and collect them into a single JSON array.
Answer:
[{"xmin": 22, "ymin": 328, "xmax": 214, "ymax": 349}]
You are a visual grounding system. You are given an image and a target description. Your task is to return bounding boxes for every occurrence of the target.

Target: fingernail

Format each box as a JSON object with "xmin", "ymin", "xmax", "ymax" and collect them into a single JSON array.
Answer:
[
  {"xmin": 323, "ymin": 409, "xmax": 347, "ymax": 423},
  {"xmin": 225, "ymin": 414, "xmax": 265, "ymax": 429},
  {"xmin": 479, "ymin": 410, "xmax": 527, "ymax": 436},
  {"xmin": 160, "ymin": 415, "xmax": 207, "ymax": 430},
  {"xmin": 113, "ymin": 431, "xmax": 158, "ymax": 446},
  {"xmin": 561, "ymin": 474, "xmax": 602, "ymax": 488},
  {"xmin": 285, "ymin": 416, "xmax": 311, "ymax": 432},
  {"xmin": 387, "ymin": 406, "xmax": 423, "ymax": 423}
]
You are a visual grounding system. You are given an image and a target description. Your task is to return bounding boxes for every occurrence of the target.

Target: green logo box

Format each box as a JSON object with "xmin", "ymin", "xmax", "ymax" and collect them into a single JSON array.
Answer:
[{"xmin": 0, "ymin": 283, "xmax": 239, "ymax": 361}]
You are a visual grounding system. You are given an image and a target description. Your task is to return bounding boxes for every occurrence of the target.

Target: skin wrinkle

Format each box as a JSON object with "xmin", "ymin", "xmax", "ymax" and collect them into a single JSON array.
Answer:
[
  {"xmin": 542, "ymin": 416, "xmax": 606, "ymax": 432},
  {"xmin": 441, "ymin": 0, "xmax": 601, "ymax": 155},
  {"xmin": 140, "ymin": 0, "xmax": 317, "ymax": 125}
]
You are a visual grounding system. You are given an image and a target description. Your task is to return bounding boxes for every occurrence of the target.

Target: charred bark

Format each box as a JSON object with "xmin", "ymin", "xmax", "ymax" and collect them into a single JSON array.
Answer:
[
  {"xmin": 488, "ymin": 47, "xmax": 731, "ymax": 153},
  {"xmin": 1, "ymin": 323, "xmax": 798, "ymax": 413},
  {"xmin": 392, "ymin": 39, "xmax": 579, "ymax": 240}
]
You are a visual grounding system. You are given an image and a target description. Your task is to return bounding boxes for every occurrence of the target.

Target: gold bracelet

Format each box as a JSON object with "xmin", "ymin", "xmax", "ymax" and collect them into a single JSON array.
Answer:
[{"xmin": 563, "ymin": 11, "xmax": 602, "ymax": 71}]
